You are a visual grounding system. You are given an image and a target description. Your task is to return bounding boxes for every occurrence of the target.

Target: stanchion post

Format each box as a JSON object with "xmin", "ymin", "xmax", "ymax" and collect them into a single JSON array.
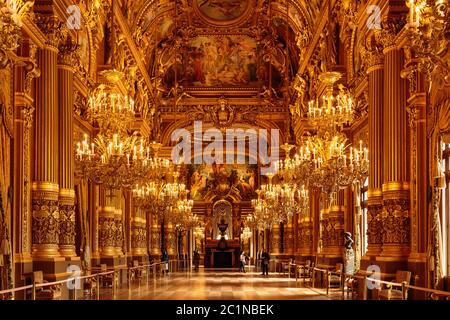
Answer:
[{"xmin": 96, "ymin": 275, "xmax": 100, "ymax": 300}]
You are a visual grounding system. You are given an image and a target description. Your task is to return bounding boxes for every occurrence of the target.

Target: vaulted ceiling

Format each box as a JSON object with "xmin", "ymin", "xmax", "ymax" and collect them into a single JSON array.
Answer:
[{"xmin": 118, "ymin": 0, "xmax": 328, "ymax": 145}]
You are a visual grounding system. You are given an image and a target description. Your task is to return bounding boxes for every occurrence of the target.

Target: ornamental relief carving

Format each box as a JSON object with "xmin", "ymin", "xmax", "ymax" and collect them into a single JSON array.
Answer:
[
  {"xmin": 115, "ymin": 219, "xmax": 124, "ymax": 248},
  {"xmin": 367, "ymin": 204, "xmax": 383, "ymax": 245},
  {"xmin": 298, "ymin": 225, "xmax": 312, "ymax": 248},
  {"xmin": 98, "ymin": 217, "xmax": 116, "ymax": 248},
  {"xmin": 132, "ymin": 226, "xmax": 147, "ymax": 249},
  {"xmin": 167, "ymin": 229, "xmax": 176, "ymax": 251},
  {"xmin": 151, "ymin": 229, "xmax": 160, "ymax": 249},
  {"xmin": 381, "ymin": 199, "xmax": 410, "ymax": 244},
  {"xmin": 31, "ymin": 199, "xmax": 60, "ymax": 245},
  {"xmin": 322, "ymin": 217, "xmax": 344, "ymax": 247},
  {"xmin": 59, "ymin": 205, "xmax": 76, "ymax": 246}
]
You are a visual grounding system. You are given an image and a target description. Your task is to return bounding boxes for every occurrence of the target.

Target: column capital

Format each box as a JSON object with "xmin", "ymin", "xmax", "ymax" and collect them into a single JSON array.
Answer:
[
  {"xmin": 361, "ymin": 36, "xmax": 384, "ymax": 72},
  {"xmin": 58, "ymin": 35, "xmax": 80, "ymax": 69},
  {"xmin": 375, "ymin": 17, "xmax": 406, "ymax": 53},
  {"xmin": 35, "ymin": 14, "xmax": 64, "ymax": 50}
]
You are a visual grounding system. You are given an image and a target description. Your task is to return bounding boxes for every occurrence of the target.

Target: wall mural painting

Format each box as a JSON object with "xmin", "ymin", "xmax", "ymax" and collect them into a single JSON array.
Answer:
[
  {"xmin": 187, "ymin": 162, "xmax": 257, "ymax": 201},
  {"xmin": 182, "ymin": 35, "xmax": 262, "ymax": 87},
  {"xmin": 195, "ymin": 0, "xmax": 249, "ymax": 21}
]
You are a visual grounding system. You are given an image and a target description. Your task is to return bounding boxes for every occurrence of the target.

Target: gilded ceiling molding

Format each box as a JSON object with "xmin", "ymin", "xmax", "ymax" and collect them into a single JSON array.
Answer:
[{"xmin": 159, "ymin": 118, "xmax": 286, "ymax": 147}]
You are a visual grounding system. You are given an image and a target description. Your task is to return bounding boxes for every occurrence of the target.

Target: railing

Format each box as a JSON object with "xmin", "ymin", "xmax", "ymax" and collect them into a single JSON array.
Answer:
[
  {"xmin": 0, "ymin": 259, "xmax": 190, "ymax": 300},
  {"xmin": 288, "ymin": 263, "xmax": 450, "ymax": 300}
]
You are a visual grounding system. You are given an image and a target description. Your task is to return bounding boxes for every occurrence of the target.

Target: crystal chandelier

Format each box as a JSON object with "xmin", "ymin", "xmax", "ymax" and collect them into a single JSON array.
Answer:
[
  {"xmin": 86, "ymin": 85, "xmax": 136, "ymax": 133},
  {"xmin": 250, "ymin": 196, "xmax": 274, "ymax": 230},
  {"xmin": 241, "ymin": 227, "xmax": 252, "ymax": 241},
  {"xmin": 307, "ymin": 72, "xmax": 354, "ymax": 132},
  {"xmin": 301, "ymin": 133, "xmax": 369, "ymax": 195},
  {"xmin": 405, "ymin": 0, "xmax": 449, "ymax": 78},
  {"xmin": 287, "ymin": 71, "xmax": 370, "ymax": 198},
  {"xmin": 132, "ymin": 171, "xmax": 190, "ymax": 224},
  {"xmin": 0, "ymin": 0, "xmax": 34, "ymax": 67},
  {"xmin": 76, "ymin": 133, "xmax": 170, "ymax": 189}
]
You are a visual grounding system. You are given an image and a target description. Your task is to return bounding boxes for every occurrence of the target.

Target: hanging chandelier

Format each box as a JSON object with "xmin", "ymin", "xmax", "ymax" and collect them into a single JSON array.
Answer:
[
  {"xmin": 297, "ymin": 133, "xmax": 369, "ymax": 195},
  {"xmin": 250, "ymin": 196, "xmax": 274, "ymax": 230},
  {"xmin": 307, "ymin": 72, "xmax": 354, "ymax": 132},
  {"xmin": 285, "ymin": 71, "xmax": 370, "ymax": 198},
  {"xmin": 76, "ymin": 133, "xmax": 170, "ymax": 189},
  {"xmin": 85, "ymin": 84, "xmax": 136, "ymax": 133},
  {"xmin": 132, "ymin": 171, "xmax": 191, "ymax": 224},
  {"xmin": 241, "ymin": 227, "xmax": 252, "ymax": 241}
]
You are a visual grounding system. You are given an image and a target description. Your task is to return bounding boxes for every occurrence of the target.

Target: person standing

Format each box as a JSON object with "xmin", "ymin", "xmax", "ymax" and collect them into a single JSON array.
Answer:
[
  {"xmin": 239, "ymin": 251, "xmax": 247, "ymax": 273},
  {"xmin": 161, "ymin": 250, "xmax": 169, "ymax": 275},
  {"xmin": 193, "ymin": 250, "xmax": 200, "ymax": 272},
  {"xmin": 261, "ymin": 250, "xmax": 270, "ymax": 276}
]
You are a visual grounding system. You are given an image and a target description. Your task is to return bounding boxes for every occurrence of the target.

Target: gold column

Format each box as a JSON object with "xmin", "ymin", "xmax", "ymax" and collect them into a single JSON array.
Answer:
[
  {"xmin": 98, "ymin": 206, "xmax": 116, "ymax": 257},
  {"xmin": 311, "ymin": 191, "xmax": 320, "ymax": 257},
  {"xmin": 98, "ymin": 188, "xmax": 117, "ymax": 257},
  {"xmin": 150, "ymin": 213, "xmax": 161, "ymax": 257},
  {"xmin": 91, "ymin": 184, "xmax": 100, "ymax": 260},
  {"xmin": 57, "ymin": 38, "xmax": 78, "ymax": 258},
  {"xmin": 31, "ymin": 17, "xmax": 61, "ymax": 259},
  {"xmin": 166, "ymin": 222, "xmax": 176, "ymax": 256},
  {"xmin": 131, "ymin": 207, "xmax": 147, "ymax": 258},
  {"xmin": 270, "ymin": 224, "xmax": 281, "ymax": 256},
  {"xmin": 114, "ymin": 209, "xmax": 124, "ymax": 256},
  {"xmin": 403, "ymin": 59, "xmax": 428, "ymax": 288},
  {"xmin": 321, "ymin": 192, "xmax": 345, "ymax": 259},
  {"xmin": 284, "ymin": 222, "xmax": 294, "ymax": 255},
  {"xmin": 297, "ymin": 215, "xmax": 313, "ymax": 258},
  {"xmin": 380, "ymin": 29, "xmax": 410, "ymax": 261},
  {"xmin": 13, "ymin": 41, "xmax": 39, "ymax": 264},
  {"xmin": 362, "ymin": 38, "xmax": 385, "ymax": 260}
]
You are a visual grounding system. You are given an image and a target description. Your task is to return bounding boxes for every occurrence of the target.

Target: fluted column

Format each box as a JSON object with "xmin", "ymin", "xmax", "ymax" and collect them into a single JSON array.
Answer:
[
  {"xmin": 362, "ymin": 39, "xmax": 385, "ymax": 261},
  {"xmin": 380, "ymin": 30, "xmax": 410, "ymax": 261},
  {"xmin": 31, "ymin": 17, "xmax": 61, "ymax": 259},
  {"xmin": 57, "ymin": 38, "xmax": 78, "ymax": 257},
  {"xmin": 14, "ymin": 41, "xmax": 39, "ymax": 262},
  {"xmin": 402, "ymin": 59, "xmax": 428, "ymax": 291}
]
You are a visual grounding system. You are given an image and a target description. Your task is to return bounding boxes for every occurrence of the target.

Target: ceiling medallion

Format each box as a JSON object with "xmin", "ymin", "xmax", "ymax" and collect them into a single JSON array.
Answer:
[{"xmin": 193, "ymin": 0, "xmax": 253, "ymax": 26}]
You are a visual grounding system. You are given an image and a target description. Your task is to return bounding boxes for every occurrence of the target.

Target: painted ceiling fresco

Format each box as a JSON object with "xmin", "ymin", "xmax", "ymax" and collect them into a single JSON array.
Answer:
[
  {"xmin": 195, "ymin": 0, "xmax": 250, "ymax": 22},
  {"xmin": 187, "ymin": 163, "xmax": 258, "ymax": 201},
  {"xmin": 184, "ymin": 35, "xmax": 260, "ymax": 87}
]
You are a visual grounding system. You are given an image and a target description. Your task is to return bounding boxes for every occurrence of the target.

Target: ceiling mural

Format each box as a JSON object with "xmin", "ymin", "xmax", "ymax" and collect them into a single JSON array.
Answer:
[
  {"xmin": 177, "ymin": 35, "xmax": 261, "ymax": 87},
  {"xmin": 187, "ymin": 162, "xmax": 258, "ymax": 202},
  {"xmin": 194, "ymin": 0, "xmax": 250, "ymax": 23}
]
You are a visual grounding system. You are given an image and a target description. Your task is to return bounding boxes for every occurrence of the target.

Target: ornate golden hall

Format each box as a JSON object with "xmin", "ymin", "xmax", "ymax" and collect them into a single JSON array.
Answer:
[{"xmin": 0, "ymin": 0, "xmax": 449, "ymax": 302}]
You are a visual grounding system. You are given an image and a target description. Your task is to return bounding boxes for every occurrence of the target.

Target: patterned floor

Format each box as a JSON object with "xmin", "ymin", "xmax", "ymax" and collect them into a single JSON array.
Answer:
[{"xmin": 101, "ymin": 269, "xmax": 346, "ymax": 300}]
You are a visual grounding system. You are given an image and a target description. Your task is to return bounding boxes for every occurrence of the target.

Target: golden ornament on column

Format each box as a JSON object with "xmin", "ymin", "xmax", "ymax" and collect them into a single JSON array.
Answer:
[
  {"xmin": 31, "ymin": 15, "xmax": 63, "ymax": 259},
  {"xmin": 57, "ymin": 36, "xmax": 79, "ymax": 258}
]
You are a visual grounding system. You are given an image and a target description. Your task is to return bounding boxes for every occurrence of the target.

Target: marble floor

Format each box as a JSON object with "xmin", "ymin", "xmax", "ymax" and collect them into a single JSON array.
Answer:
[{"xmin": 99, "ymin": 268, "xmax": 347, "ymax": 300}]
